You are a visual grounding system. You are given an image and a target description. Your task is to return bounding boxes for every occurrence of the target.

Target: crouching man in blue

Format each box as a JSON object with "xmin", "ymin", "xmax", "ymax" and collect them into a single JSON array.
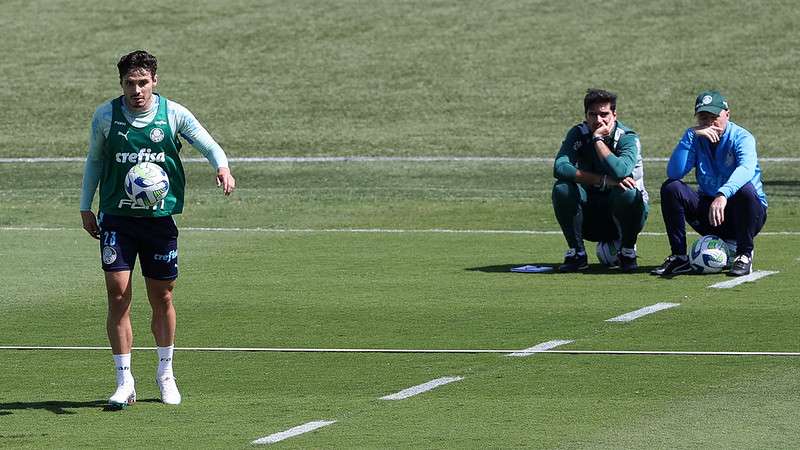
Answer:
[{"xmin": 651, "ymin": 90, "xmax": 767, "ymax": 277}]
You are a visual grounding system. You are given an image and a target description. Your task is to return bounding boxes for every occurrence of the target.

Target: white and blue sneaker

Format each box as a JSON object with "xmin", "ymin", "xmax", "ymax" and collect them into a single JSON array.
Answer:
[
  {"xmin": 108, "ymin": 382, "xmax": 136, "ymax": 408},
  {"xmin": 157, "ymin": 376, "xmax": 182, "ymax": 405}
]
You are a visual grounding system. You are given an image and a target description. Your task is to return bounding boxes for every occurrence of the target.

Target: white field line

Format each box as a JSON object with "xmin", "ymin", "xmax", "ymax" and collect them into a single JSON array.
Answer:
[
  {"xmin": 507, "ymin": 339, "xmax": 574, "ymax": 357},
  {"xmin": 252, "ymin": 420, "xmax": 336, "ymax": 445},
  {"xmin": 4, "ymin": 225, "xmax": 800, "ymax": 237},
  {"xmin": 605, "ymin": 302, "xmax": 680, "ymax": 323},
  {"xmin": 708, "ymin": 270, "xmax": 779, "ymax": 289},
  {"xmin": 4, "ymin": 156, "xmax": 800, "ymax": 164},
  {"xmin": 1, "ymin": 346, "xmax": 798, "ymax": 356},
  {"xmin": 380, "ymin": 376, "xmax": 464, "ymax": 400}
]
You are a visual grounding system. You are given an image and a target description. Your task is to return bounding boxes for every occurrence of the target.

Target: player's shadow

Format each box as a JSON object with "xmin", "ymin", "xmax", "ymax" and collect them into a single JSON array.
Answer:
[
  {"xmin": 0, "ymin": 398, "xmax": 161, "ymax": 415},
  {"xmin": 0, "ymin": 400, "xmax": 107, "ymax": 415},
  {"xmin": 466, "ymin": 263, "xmax": 659, "ymax": 274},
  {"xmin": 466, "ymin": 263, "xmax": 554, "ymax": 273}
]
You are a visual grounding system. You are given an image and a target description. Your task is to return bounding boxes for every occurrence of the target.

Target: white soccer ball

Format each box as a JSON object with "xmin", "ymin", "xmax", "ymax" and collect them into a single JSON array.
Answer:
[
  {"xmin": 124, "ymin": 162, "xmax": 169, "ymax": 208},
  {"xmin": 689, "ymin": 235, "xmax": 729, "ymax": 274},
  {"xmin": 596, "ymin": 239, "xmax": 621, "ymax": 267}
]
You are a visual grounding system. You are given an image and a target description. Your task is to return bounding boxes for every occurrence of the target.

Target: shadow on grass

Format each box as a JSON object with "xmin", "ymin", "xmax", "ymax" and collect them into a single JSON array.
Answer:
[
  {"xmin": 466, "ymin": 263, "xmax": 660, "ymax": 274},
  {"xmin": 0, "ymin": 398, "xmax": 162, "ymax": 415}
]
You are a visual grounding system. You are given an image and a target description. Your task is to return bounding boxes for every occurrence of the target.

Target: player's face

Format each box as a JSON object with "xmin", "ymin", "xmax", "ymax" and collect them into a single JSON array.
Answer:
[
  {"xmin": 585, "ymin": 103, "xmax": 616, "ymax": 131},
  {"xmin": 121, "ymin": 69, "xmax": 158, "ymax": 112},
  {"xmin": 696, "ymin": 109, "xmax": 729, "ymax": 131}
]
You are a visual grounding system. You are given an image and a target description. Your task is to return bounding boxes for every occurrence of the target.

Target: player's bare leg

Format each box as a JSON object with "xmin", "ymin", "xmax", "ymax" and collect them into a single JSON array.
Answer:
[
  {"xmin": 146, "ymin": 277, "xmax": 181, "ymax": 405},
  {"xmin": 146, "ymin": 277, "xmax": 176, "ymax": 346},
  {"xmin": 105, "ymin": 270, "xmax": 136, "ymax": 408}
]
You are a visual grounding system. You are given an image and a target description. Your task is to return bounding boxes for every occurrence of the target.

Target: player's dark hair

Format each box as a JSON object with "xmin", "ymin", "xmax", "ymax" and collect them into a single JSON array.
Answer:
[
  {"xmin": 117, "ymin": 50, "xmax": 158, "ymax": 80},
  {"xmin": 584, "ymin": 88, "xmax": 617, "ymax": 113}
]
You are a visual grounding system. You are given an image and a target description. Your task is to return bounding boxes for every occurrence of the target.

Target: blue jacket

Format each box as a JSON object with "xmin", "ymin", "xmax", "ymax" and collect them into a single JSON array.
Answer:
[{"xmin": 667, "ymin": 121, "xmax": 767, "ymax": 207}]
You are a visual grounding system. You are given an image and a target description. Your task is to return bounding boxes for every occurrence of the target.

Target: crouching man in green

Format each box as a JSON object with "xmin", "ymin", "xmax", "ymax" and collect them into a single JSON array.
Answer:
[{"xmin": 552, "ymin": 88, "xmax": 649, "ymax": 272}]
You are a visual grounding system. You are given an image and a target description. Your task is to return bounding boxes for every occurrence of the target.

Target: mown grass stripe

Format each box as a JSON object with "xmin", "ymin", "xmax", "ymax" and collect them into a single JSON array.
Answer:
[
  {"xmin": 380, "ymin": 376, "xmax": 464, "ymax": 400},
  {"xmin": 4, "ymin": 226, "xmax": 800, "ymax": 236},
  {"xmin": 252, "ymin": 420, "xmax": 336, "ymax": 445},
  {"xmin": 605, "ymin": 303, "xmax": 680, "ymax": 323},
  {"xmin": 3, "ymin": 156, "xmax": 800, "ymax": 164},
  {"xmin": 1, "ymin": 346, "xmax": 797, "ymax": 356}
]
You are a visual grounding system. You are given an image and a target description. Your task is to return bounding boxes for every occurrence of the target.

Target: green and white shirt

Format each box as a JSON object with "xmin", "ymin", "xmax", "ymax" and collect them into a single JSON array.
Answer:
[
  {"xmin": 80, "ymin": 94, "xmax": 228, "ymax": 217},
  {"xmin": 553, "ymin": 120, "xmax": 648, "ymax": 202}
]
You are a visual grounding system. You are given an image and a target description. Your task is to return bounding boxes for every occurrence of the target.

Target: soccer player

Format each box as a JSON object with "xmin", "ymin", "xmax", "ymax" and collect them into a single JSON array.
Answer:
[
  {"xmin": 651, "ymin": 90, "xmax": 767, "ymax": 277},
  {"xmin": 552, "ymin": 88, "xmax": 649, "ymax": 272},
  {"xmin": 79, "ymin": 50, "xmax": 236, "ymax": 408}
]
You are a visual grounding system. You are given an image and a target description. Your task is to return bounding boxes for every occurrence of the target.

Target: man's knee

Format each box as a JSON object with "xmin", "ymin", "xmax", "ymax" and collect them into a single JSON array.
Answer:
[
  {"xmin": 146, "ymin": 278, "xmax": 175, "ymax": 309},
  {"xmin": 552, "ymin": 181, "xmax": 580, "ymax": 205},
  {"xmin": 729, "ymin": 182, "xmax": 759, "ymax": 203},
  {"xmin": 610, "ymin": 187, "xmax": 641, "ymax": 209},
  {"xmin": 106, "ymin": 288, "xmax": 131, "ymax": 308},
  {"xmin": 107, "ymin": 291, "xmax": 132, "ymax": 318},
  {"xmin": 660, "ymin": 179, "xmax": 685, "ymax": 199}
]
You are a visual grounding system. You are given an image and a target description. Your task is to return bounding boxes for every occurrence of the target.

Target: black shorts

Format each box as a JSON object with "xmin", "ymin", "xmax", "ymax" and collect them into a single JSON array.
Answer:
[{"xmin": 98, "ymin": 213, "xmax": 179, "ymax": 280}]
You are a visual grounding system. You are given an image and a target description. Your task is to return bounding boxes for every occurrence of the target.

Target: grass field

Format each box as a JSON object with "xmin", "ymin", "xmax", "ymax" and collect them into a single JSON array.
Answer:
[
  {"xmin": 2, "ymin": 0, "xmax": 800, "ymax": 448},
  {"xmin": 2, "ymin": 161, "xmax": 799, "ymax": 448},
  {"xmin": 2, "ymin": 0, "xmax": 800, "ymax": 158}
]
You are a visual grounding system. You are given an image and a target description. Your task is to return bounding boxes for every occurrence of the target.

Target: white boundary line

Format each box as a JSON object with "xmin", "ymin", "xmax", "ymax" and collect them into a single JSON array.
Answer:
[
  {"xmin": 380, "ymin": 376, "xmax": 464, "ymax": 400},
  {"xmin": 709, "ymin": 270, "xmax": 779, "ymax": 288},
  {"xmin": 3, "ymin": 156, "xmax": 800, "ymax": 164},
  {"xmin": 4, "ymin": 225, "xmax": 800, "ymax": 236},
  {"xmin": 507, "ymin": 339, "xmax": 574, "ymax": 357},
  {"xmin": 252, "ymin": 420, "xmax": 336, "ymax": 445},
  {"xmin": 1, "ymin": 346, "xmax": 797, "ymax": 356},
  {"xmin": 606, "ymin": 303, "xmax": 680, "ymax": 323}
]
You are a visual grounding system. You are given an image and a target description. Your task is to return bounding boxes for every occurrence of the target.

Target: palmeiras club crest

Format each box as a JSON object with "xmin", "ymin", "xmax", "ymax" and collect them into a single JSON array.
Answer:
[
  {"xmin": 150, "ymin": 128, "xmax": 165, "ymax": 143},
  {"xmin": 102, "ymin": 246, "xmax": 117, "ymax": 265}
]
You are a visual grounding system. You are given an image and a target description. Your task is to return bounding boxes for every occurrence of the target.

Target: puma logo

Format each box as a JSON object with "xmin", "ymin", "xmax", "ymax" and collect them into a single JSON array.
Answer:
[{"xmin": 117, "ymin": 130, "xmax": 129, "ymax": 141}]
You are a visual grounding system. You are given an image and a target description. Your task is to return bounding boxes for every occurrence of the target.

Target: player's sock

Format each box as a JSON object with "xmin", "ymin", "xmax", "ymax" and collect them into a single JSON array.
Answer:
[
  {"xmin": 113, "ymin": 353, "xmax": 134, "ymax": 385},
  {"xmin": 157, "ymin": 345, "xmax": 174, "ymax": 380},
  {"xmin": 566, "ymin": 248, "xmax": 586, "ymax": 256},
  {"xmin": 620, "ymin": 247, "xmax": 636, "ymax": 258}
]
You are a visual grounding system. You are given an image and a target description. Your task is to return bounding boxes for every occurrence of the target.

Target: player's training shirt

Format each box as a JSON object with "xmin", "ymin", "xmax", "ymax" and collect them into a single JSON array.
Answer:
[
  {"xmin": 666, "ymin": 121, "xmax": 767, "ymax": 207},
  {"xmin": 99, "ymin": 95, "xmax": 183, "ymax": 216},
  {"xmin": 80, "ymin": 94, "xmax": 228, "ymax": 216},
  {"xmin": 553, "ymin": 121, "xmax": 648, "ymax": 202}
]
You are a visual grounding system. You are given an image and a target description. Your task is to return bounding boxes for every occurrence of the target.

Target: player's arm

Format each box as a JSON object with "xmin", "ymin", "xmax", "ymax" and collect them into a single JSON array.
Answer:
[
  {"xmin": 717, "ymin": 130, "xmax": 757, "ymax": 199},
  {"xmin": 79, "ymin": 106, "xmax": 109, "ymax": 239},
  {"xmin": 170, "ymin": 102, "xmax": 236, "ymax": 195},
  {"xmin": 666, "ymin": 128, "xmax": 697, "ymax": 180},
  {"xmin": 594, "ymin": 131, "xmax": 639, "ymax": 185},
  {"xmin": 709, "ymin": 130, "xmax": 757, "ymax": 227},
  {"xmin": 553, "ymin": 127, "xmax": 606, "ymax": 188}
]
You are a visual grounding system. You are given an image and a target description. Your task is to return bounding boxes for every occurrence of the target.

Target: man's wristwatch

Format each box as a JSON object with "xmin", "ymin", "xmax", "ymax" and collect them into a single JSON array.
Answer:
[{"xmin": 592, "ymin": 135, "xmax": 604, "ymax": 143}]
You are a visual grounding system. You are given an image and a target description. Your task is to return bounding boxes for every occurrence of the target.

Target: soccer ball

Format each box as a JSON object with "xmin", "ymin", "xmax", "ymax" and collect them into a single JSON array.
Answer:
[
  {"xmin": 124, "ymin": 162, "xmax": 169, "ymax": 207},
  {"xmin": 689, "ymin": 235, "xmax": 729, "ymax": 274},
  {"xmin": 596, "ymin": 239, "xmax": 621, "ymax": 267}
]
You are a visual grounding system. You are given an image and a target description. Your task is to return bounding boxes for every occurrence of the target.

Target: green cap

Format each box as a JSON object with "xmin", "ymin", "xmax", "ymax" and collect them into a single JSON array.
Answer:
[{"xmin": 694, "ymin": 90, "xmax": 729, "ymax": 115}]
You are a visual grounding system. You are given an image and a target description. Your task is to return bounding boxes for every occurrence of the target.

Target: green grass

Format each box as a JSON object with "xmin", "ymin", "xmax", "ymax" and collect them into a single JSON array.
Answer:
[
  {"xmin": 1, "ymin": 0, "xmax": 800, "ymax": 157},
  {"xmin": 2, "ymin": 0, "xmax": 800, "ymax": 447},
  {"xmin": 1, "ymin": 352, "xmax": 798, "ymax": 448},
  {"xmin": 2, "ymin": 159, "xmax": 800, "ymax": 231},
  {"xmin": 2, "ymin": 160, "xmax": 799, "ymax": 447}
]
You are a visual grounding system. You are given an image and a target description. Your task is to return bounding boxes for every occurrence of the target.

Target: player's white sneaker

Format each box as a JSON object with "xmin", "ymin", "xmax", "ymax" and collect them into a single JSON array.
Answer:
[
  {"xmin": 157, "ymin": 376, "xmax": 182, "ymax": 405},
  {"xmin": 108, "ymin": 382, "xmax": 136, "ymax": 408}
]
